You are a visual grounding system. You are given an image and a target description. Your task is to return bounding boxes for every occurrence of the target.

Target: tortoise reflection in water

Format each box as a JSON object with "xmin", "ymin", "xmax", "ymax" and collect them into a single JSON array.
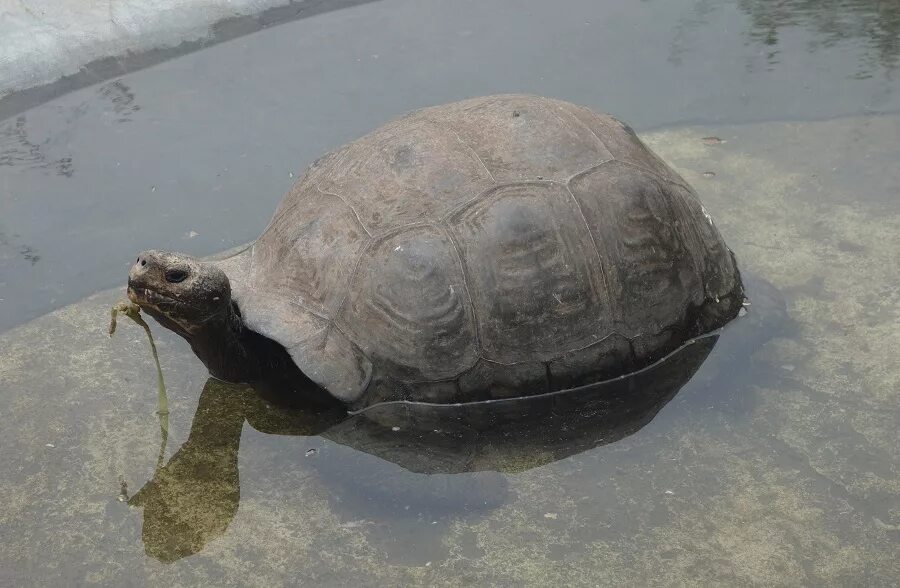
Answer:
[{"xmin": 129, "ymin": 334, "xmax": 722, "ymax": 563}]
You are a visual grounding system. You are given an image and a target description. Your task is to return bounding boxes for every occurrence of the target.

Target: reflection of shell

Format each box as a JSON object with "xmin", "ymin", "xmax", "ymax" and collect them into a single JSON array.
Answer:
[{"xmin": 327, "ymin": 335, "xmax": 718, "ymax": 474}]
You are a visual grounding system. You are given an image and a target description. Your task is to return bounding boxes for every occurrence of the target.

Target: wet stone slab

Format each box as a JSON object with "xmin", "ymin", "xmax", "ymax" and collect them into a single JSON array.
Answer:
[{"xmin": 1, "ymin": 117, "xmax": 898, "ymax": 586}]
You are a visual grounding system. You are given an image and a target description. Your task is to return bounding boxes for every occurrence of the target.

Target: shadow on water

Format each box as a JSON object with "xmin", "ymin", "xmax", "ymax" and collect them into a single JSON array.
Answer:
[{"xmin": 128, "ymin": 335, "xmax": 719, "ymax": 562}]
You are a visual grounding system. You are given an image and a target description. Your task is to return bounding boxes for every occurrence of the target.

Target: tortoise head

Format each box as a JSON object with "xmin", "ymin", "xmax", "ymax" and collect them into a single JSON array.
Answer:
[{"xmin": 128, "ymin": 250, "xmax": 232, "ymax": 336}]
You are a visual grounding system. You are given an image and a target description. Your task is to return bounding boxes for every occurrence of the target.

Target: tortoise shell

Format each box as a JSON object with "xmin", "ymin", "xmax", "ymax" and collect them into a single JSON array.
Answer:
[{"xmin": 228, "ymin": 95, "xmax": 743, "ymax": 409}]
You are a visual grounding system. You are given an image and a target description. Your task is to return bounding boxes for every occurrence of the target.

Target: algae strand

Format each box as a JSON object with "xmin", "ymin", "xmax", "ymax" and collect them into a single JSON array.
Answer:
[{"xmin": 109, "ymin": 300, "xmax": 169, "ymax": 468}]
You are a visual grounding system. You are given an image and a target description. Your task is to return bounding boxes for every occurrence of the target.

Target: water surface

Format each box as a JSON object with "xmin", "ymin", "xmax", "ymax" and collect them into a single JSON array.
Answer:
[{"xmin": 2, "ymin": 0, "xmax": 900, "ymax": 332}]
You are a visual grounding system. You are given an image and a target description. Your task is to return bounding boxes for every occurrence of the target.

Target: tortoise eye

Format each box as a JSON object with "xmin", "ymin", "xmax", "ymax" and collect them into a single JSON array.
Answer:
[{"xmin": 165, "ymin": 268, "xmax": 189, "ymax": 283}]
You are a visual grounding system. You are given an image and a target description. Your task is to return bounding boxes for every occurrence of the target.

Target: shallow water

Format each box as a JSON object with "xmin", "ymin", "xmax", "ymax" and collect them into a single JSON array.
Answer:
[{"xmin": 1, "ymin": 0, "xmax": 899, "ymax": 585}]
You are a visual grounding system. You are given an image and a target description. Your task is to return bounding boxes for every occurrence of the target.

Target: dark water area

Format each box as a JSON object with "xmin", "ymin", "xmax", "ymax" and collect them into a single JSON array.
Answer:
[
  {"xmin": 1, "ymin": 0, "xmax": 899, "ymax": 585},
  {"xmin": 2, "ymin": 0, "xmax": 900, "ymax": 332}
]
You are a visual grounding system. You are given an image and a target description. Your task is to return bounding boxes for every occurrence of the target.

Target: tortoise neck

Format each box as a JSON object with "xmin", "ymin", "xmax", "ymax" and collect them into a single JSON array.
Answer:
[
  {"xmin": 184, "ymin": 304, "xmax": 315, "ymax": 389},
  {"xmin": 184, "ymin": 298, "xmax": 341, "ymax": 407},
  {"xmin": 186, "ymin": 303, "xmax": 260, "ymax": 383}
]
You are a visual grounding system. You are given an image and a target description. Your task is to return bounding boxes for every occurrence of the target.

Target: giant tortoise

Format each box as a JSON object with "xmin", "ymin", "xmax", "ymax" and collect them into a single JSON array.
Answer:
[{"xmin": 126, "ymin": 95, "xmax": 745, "ymax": 409}]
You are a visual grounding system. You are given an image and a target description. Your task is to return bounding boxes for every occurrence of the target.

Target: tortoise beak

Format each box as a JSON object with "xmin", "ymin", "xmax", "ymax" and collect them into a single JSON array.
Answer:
[
  {"xmin": 126, "ymin": 283, "xmax": 150, "ymax": 308},
  {"xmin": 126, "ymin": 281, "xmax": 178, "ymax": 310},
  {"xmin": 128, "ymin": 251, "xmax": 162, "ymax": 307},
  {"xmin": 127, "ymin": 271, "xmax": 150, "ymax": 307}
]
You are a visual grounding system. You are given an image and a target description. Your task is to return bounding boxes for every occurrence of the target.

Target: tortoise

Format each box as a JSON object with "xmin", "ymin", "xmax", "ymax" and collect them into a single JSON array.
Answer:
[{"xmin": 126, "ymin": 95, "xmax": 745, "ymax": 410}]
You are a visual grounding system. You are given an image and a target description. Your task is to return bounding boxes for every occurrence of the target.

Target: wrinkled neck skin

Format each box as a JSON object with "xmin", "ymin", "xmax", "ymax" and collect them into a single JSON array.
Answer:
[
  {"xmin": 174, "ymin": 305, "xmax": 339, "ymax": 408},
  {"xmin": 183, "ymin": 305, "xmax": 261, "ymax": 384}
]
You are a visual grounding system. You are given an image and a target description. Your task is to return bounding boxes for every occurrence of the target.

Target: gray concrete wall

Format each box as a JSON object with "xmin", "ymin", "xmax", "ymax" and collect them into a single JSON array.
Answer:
[{"xmin": 0, "ymin": 0, "xmax": 292, "ymax": 98}]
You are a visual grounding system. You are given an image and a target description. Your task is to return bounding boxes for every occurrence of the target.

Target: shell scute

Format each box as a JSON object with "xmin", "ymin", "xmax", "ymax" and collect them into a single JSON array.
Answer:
[
  {"xmin": 560, "ymin": 103, "xmax": 686, "ymax": 185},
  {"xmin": 457, "ymin": 359, "xmax": 548, "ymax": 402},
  {"xmin": 568, "ymin": 162, "xmax": 704, "ymax": 337},
  {"xmin": 252, "ymin": 189, "xmax": 370, "ymax": 316},
  {"xmin": 336, "ymin": 226, "xmax": 478, "ymax": 382},
  {"xmin": 317, "ymin": 118, "xmax": 495, "ymax": 234},
  {"xmin": 666, "ymin": 183, "xmax": 741, "ymax": 303},
  {"xmin": 421, "ymin": 95, "xmax": 613, "ymax": 182},
  {"xmin": 548, "ymin": 334, "xmax": 633, "ymax": 391},
  {"xmin": 447, "ymin": 182, "xmax": 612, "ymax": 364}
]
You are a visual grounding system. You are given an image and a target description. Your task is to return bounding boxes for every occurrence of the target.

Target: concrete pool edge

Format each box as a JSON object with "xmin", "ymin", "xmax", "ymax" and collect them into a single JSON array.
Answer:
[{"xmin": 0, "ymin": 0, "xmax": 381, "ymax": 121}]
